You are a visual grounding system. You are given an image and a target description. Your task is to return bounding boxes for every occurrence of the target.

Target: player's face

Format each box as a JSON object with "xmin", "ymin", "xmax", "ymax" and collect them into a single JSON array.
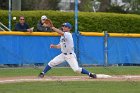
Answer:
[{"xmin": 62, "ymin": 26, "xmax": 71, "ymax": 32}]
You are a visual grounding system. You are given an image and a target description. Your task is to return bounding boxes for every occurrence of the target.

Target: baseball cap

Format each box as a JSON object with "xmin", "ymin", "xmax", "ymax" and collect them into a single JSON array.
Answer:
[
  {"xmin": 62, "ymin": 22, "xmax": 72, "ymax": 29},
  {"xmin": 41, "ymin": 15, "xmax": 47, "ymax": 20}
]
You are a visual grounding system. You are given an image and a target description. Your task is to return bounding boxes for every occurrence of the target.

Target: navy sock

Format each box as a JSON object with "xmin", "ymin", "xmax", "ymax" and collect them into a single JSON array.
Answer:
[
  {"xmin": 81, "ymin": 68, "xmax": 90, "ymax": 76},
  {"xmin": 43, "ymin": 65, "xmax": 51, "ymax": 74}
]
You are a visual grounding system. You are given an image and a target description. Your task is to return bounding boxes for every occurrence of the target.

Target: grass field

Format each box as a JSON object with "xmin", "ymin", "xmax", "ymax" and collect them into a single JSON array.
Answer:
[
  {"xmin": 0, "ymin": 66, "xmax": 139, "ymax": 77},
  {"xmin": 0, "ymin": 81, "xmax": 140, "ymax": 93},
  {"xmin": 0, "ymin": 66, "xmax": 139, "ymax": 93}
]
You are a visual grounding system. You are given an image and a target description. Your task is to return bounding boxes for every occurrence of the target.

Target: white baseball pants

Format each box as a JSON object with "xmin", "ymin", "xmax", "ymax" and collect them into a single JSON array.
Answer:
[{"xmin": 48, "ymin": 53, "xmax": 82, "ymax": 73}]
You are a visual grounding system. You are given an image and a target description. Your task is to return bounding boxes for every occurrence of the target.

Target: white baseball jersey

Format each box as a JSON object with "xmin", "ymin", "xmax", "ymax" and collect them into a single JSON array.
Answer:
[{"xmin": 60, "ymin": 32, "xmax": 74, "ymax": 53}]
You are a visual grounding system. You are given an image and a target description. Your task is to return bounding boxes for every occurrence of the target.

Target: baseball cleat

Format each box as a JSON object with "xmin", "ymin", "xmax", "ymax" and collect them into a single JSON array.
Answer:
[
  {"xmin": 38, "ymin": 72, "xmax": 44, "ymax": 78},
  {"xmin": 89, "ymin": 73, "xmax": 97, "ymax": 79}
]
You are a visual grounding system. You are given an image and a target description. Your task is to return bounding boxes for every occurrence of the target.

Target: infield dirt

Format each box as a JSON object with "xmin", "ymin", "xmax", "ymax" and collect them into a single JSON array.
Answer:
[{"xmin": 0, "ymin": 75, "xmax": 140, "ymax": 84}]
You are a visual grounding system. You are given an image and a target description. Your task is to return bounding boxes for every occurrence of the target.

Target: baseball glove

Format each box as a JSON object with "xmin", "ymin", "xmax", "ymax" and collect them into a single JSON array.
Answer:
[{"xmin": 44, "ymin": 19, "xmax": 54, "ymax": 28}]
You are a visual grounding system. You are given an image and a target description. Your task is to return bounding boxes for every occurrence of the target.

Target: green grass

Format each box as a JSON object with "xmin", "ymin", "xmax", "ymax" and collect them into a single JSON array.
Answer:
[
  {"xmin": 0, "ymin": 67, "xmax": 139, "ymax": 93},
  {"xmin": 0, "ymin": 81, "xmax": 140, "ymax": 93},
  {"xmin": 0, "ymin": 66, "xmax": 139, "ymax": 77}
]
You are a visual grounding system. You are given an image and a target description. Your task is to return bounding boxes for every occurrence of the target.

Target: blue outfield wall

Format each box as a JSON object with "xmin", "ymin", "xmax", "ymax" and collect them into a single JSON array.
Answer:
[
  {"xmin": 0, "ymin": 35, "xmax": 61, "ymax": 64},
  {"xmin": 0, "ymin": 34, "xmax": 140, "ymax": 65},
  {"xmin": 78, "ymin": 36, "xmax": 104, "ymax": 65},
  {"xmin": 108, "ymin": 37, "xmax": 140, "ymax": 65}
]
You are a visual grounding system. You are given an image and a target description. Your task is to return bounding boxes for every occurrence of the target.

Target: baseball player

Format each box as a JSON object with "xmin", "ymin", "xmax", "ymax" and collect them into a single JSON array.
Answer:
[{"xmin": 38, "ymin": 22, "xmax": 96, "ymax": 78}]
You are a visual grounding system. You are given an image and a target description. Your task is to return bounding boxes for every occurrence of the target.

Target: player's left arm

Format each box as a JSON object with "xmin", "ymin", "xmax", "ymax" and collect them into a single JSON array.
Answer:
[
  {"xmin": 52, "ymin": 27, "xmax": 64, "ymax": 36},
  {"xmin": 44, "ymin": 19, "xmax": 64, "ymax": 35}
]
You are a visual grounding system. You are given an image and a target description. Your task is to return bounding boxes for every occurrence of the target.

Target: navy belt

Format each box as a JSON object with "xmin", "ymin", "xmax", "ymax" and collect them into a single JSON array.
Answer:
[{"xmin": 64, "ymin": 53, "xmax": 72, "ymax": 55}]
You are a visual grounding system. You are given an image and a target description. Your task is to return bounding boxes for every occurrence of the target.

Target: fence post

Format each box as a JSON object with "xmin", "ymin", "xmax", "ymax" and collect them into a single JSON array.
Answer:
[
  {"xmin": 74, "ymin": 0, "xmax": 80, "ymax": 63},
  {"xmin": 8, "ymin": 0, "xmax": 12, "ymax": 31},
  {"xmin": 104, "ymin": 31, "xmax": 109, "ymax": 66}
]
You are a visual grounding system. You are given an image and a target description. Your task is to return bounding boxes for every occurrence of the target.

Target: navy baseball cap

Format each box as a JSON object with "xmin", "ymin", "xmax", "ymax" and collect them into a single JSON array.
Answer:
[{"xmin": 62, "ymin": 22, "xmax": 72, "ymax": 29}]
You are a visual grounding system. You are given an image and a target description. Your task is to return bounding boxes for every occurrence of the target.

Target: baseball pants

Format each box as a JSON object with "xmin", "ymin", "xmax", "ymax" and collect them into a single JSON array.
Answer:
[{"xmin": 48, "ymin": 53, "xmax": 82, "ymax": 73}]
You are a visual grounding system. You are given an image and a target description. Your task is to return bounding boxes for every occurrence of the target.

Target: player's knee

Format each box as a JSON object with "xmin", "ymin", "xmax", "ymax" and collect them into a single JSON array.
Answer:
[
  {"xmin": 48, "ymin": 62, "xmax": 56, "ymax": 67},
  {"xmin": 73, "ymin": 68, "xmax": 82, "ymax": 74}
]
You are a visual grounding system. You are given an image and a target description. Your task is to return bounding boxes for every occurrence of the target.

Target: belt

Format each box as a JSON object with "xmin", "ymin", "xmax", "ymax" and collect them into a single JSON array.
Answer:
[{"xmin": 63, "ymin": 53, "xmax": 72, "ymax": 55}]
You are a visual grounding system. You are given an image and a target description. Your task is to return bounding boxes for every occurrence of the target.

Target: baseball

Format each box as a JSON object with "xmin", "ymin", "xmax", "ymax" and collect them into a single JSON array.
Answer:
[{"xmin": 13, "ymin": 17, "xmax": 16, "ymax": 20}]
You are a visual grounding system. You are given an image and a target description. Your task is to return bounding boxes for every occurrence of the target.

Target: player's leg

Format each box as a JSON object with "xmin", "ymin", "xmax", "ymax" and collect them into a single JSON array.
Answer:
[
  {"xmin": 66, "ymin": 54, "xmax": 96, "ymax": 78},
  {"xmin": 39, "ymin": 53, "xmax": 65, "ymax": 78}
]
